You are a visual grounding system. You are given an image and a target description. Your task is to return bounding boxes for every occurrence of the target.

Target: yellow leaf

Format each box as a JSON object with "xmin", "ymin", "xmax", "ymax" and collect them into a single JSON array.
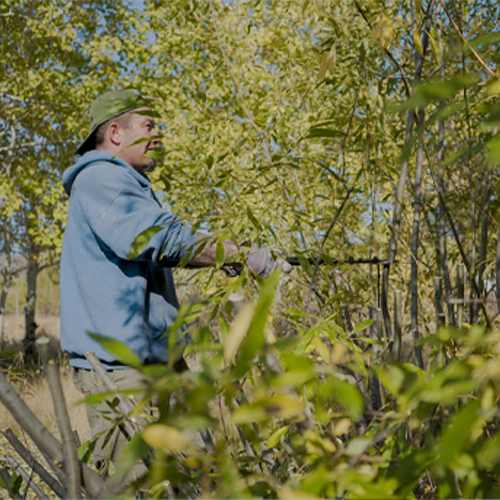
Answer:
[
  {"xmin": 224, "ymin": 301, "xmax": 255, "ymax": 364},
  {"xmin": 265, "ymin": 324, "xmax": 277, "ymax": 344},
  {"xmin": 371, "ymin": 15, "xmax": 396, "ymax": 50},
  {"xmin": 267, "ymin": 395, "xmax": 305, "ymax": 419},
  {"xmin": 428, "ymin": 34, "xmax": 442, "ymax": 65},
  {"xmin": 487, "ymin": 80, "xmax": 500, "ymax": 96},
  {"xmin": 142, "ymin": 424, "xmax": 195, "ymax": 454},
  {"xmin": 317, "ymin": 52, "xmax": 329, "ymax": 81},
  {"xmin": 332, "ymin": 342, "xmax": 346, "ymax": 363},
  {"xmin": 279, "ymin": 487, "xmax": 320, "ymax": 499},
  {"xmin": 313, "ymin": 337, "xmax": 331, "ymax": 363},
  {"xmin": 333, "ymin": 418, "xmax": 351, "ymax": 436},
  {"xmin": 315, "ymin": 0, "xmax": 324, "ymax": 12},
  {"xmin": 327, "ymin": 44, "xmax": 336, "ymax": 73},
  {"xmin": 414, "ymin": 30, "xmax": 424, "ymax": 55}
]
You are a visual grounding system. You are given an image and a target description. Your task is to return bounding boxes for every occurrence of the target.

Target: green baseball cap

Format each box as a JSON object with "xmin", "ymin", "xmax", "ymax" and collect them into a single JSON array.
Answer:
[{"xmin": 76, "ymin": 89, "xmax": 148, "ymax": 155}]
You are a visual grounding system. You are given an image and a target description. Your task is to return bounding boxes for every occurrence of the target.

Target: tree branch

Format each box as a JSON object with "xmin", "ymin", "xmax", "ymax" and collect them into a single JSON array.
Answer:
[
  {"xmin": 3, "ymin": 429, "xmax": 66, "ymax": 499},
  {"xmin": 439, "ymin": 0, "xmax": 499, "ymax": 80},
  {"xmin": 38, "ymin": 338, "xmax": 81, "ymax": 499}
]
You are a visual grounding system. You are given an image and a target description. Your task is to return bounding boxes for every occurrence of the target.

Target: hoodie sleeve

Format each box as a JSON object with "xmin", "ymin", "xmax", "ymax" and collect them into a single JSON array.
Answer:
[{"xmin": 71, "ymin": 163, "xmax": 198, "ymax": 266}]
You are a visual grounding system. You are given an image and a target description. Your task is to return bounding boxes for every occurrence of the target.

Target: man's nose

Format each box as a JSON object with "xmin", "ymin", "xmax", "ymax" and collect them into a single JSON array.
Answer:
[{"xmin": 150, "ymin": 132, "xmax": 161, "ymax": 144}]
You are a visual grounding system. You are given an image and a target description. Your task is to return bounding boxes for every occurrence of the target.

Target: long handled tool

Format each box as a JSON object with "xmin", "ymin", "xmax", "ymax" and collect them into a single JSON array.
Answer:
[{"xmin": 285, "ymin": 256, "xmax": 395, "ymax": 266}]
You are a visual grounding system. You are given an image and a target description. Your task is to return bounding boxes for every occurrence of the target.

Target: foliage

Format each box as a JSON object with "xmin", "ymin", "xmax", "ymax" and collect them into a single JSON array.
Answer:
[
  {"xmin": 83, "ymin": 273, "xmax": 500, "ymax": 499},
  {"xmin": 2, "ymin": 0, "xmax": 500, "ymax": 497}
]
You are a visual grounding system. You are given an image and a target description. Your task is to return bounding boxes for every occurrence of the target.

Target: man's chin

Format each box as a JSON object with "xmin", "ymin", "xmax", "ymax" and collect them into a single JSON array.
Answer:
[{"xmin": 142, "ymin": 159, "xmax": 157, "ymax": 173}]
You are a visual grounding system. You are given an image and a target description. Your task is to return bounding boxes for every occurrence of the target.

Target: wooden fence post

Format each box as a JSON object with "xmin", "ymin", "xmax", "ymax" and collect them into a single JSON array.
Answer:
[{"xmin": 434, "ymin": 276, "xmax": 446, "ymax": 329}]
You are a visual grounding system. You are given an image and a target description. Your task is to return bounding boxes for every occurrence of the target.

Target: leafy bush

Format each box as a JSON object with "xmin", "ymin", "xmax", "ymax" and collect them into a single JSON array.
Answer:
[{"xmin": 86, "ymin": 271, "xmax": 500, "ymax": 499}]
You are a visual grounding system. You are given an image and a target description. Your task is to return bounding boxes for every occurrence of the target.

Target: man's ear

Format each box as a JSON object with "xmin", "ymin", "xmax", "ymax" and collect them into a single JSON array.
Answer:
[{"xmin": 107, "ymin": 122, "xmax": 123, "ymax": 147}]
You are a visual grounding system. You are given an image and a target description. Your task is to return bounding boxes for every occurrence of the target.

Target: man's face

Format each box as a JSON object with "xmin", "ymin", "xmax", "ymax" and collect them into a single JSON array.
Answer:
[{"xmin": 118, "ymin": 107, "xmax": 160, "ymax": 171}]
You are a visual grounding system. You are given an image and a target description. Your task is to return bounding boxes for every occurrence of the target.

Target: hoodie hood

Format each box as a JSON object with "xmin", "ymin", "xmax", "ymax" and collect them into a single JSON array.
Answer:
[{"xmin": 62, "ymin": 150, "xmax": 150, "ymax": 196}]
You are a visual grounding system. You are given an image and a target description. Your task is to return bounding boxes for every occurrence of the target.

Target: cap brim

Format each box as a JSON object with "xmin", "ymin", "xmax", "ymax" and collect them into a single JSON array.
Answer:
[{"xmin": 76, "ymin": 131, "xmax": 96, "ymax": 156}]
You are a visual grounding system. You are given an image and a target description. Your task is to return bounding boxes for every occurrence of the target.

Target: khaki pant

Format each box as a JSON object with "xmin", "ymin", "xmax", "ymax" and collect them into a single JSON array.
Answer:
[{"xmin": 71, "ymin": 367, "xmax": 151, "ymax": 480}]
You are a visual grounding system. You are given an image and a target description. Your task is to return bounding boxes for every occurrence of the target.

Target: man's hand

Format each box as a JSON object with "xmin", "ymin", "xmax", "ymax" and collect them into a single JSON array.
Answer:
[
  {"xmin": 189, "ymin": 233, "xmax": 292, "ymax": 278},
  {"xmin": 246, "ymin": 247, "xmax": 276, "ymax": 278}
]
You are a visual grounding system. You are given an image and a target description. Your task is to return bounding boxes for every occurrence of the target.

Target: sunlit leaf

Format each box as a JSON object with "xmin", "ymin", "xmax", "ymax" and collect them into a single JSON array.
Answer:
[
  {"xmin": 266, "ymin": 425, "xmax": 290, "ymax": 448},
  {"xmin": 224, "ymin": 301, "xmax": 255, "ymax": 364},
  {"xmin": 88, "ymin": 333, "xmax": 142, "ymax": 368},
  {"xmin": 128, "ymin": 225, "xmax": 163, "ymax": 260},
  {"xmin": 345, "ymin": 438, "xmax": 371, "ymax": 456},
  {"xmin": 215, "ymin": 239, "xmax": 225, "ymax": 269},
  {"xmin": 142, "ymin": 424, "xmax": 196, "ymax": 454},
  {"xmin": 351, "ymin": 318, "xmax": 375, "ymax": 335}
]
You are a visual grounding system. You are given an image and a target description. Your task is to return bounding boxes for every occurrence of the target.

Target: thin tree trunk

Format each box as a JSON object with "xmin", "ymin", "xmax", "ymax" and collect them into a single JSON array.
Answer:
[
  {"xmin": 381, "ymin": 0, "xmax": 436, "ymax": 339},
  {"xmin": 39, "ymin": 339, "xmax": 82, "ymax": 499},
  {"xmin": 457, "ymin": 264, "xmax": 465, "ymax": 329},
  {"xmin": 437, "ymin": 149, "xmax": 455, "ymax": 324},
  {"xmin": 369, "ymin": 306, "xmax": 383, "ymax": 412},
  {"xmin": 24, "ymin": 252, "xmax": 39, "ymax": 364},
  {"xmin": 434, "ymin": 6, "xmax": 455, "ymax": 326},
  {"xmin": 476, "ymin": 172, "xmax": 491, "ymax": 321},
  {"xmin": 410, "ymin": 110, "xmax": 425, "ymax": 369},
  {"xmin": 0, "ymin": 232, "xmax": 13, "ymax": 344}
]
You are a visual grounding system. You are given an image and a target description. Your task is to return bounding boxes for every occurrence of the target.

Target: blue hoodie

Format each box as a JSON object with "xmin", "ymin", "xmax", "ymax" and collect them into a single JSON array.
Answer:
[{"xmin": 60, "ymin": 150, "xmax": 198, "ymax": 370}]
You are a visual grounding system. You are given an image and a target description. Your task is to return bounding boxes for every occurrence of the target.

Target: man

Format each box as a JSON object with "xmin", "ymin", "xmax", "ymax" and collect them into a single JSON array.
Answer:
[{"xmin": 60, "ymin": 89, "xmax": 277, "ymax": 476}]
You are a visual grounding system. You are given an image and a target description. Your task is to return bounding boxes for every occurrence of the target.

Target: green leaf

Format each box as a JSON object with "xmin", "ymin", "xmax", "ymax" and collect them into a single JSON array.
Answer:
[
  {"xmin": 476, "ymin": 430, "xmax": 500, "ymax": 469},
  {"xmin": 437, "ymin": 144, "xmax": 483, "ymax": 169},
  {"xmin": 224, "ymin": 301, "xmax": 255, "ymax": 365},
  {"xmin": 10, "ymin": 473, "xmax": 22, "ymax": 497},
  {"xmin": 78, "ymin": 438, "xmax": 97, "ymax": 464},
  {"xmin": 246, "ymin": 207, "xmax": 262, "ymax": 231},
  {"xmin": 386, "ymin": 451, "xmax": 436, "ymax": 497},
  {"xmin": 487, "ymin": 135, "xmax": 500, "ymax": 164},
  {"xmin": 286, "ymin": 308, "xmax": 312, "ymax": 318},
  {"xmin": 266, "ymin": 425, "xmax": 290, "ymax": 448},
  {"xmin": 438, "ymin": 399, "xmax": 481, "ymax": 468},
  {"xmin": 215, "ymin": 239, "xmax": 225, "ymax": 269},
  {"xmin": 386, "ymin": 75, "xmax": 480, "ymax": 112},
  {"xmin": 345, "ymin": 438, "xmax": 371, "ymax": 456},
  {"xmin": 318, "ymin": 376, "xmax": 364, "ymax": 419},
  {"xmin": 351, "ymin": 318, "xmax": 375, "ymax": 335},
  {"xmin": 167, "ymin": 414, "xmax": 215, "ymax": 430},
  {"xmin": 115, "ymin": 432, "xmax": 151, "ymax": 477},
  {"xmin": 297, "ymin": 255, "xmax": 314, "ymax": 277},
  {"xmin": 88, "ymin": 332, "xmax": 142, "ymax": 368},
  {"xmin": 145, "ymin": 149, "xmax": 166, "ymax": 161},
  {"xmin": 232, "ymin": 138, "xmax": 248, "ymax": 155},
  {"xmin": 271, "ymin": 369, "xmax": 316, "ymax": 387},
  {"xmin": 306, "ymin": 128, "xmax": 344, "ymax": 139},
  {"xmin": 413, "ymin": 30, "xmax": 424, "ymax": 55},
  {"xmin": 234, "ymin": 271, "xmax": 281, "ymax": 377},
  {"xmin": 143, "ymin": 424, "xmax": 195, "ymax": 454},
  {"xmin": 128, "ymin": 225, "xmax": 163, "ymax": 260},
  {"xmin": 232, "ymin": 395, "xmax": 305, "ymax": 423}
]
